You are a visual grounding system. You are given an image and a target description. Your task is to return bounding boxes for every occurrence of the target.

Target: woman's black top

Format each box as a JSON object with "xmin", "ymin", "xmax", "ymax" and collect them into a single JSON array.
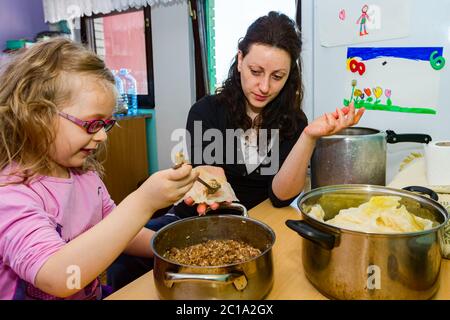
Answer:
[{"xmin": 174, "ymin": 95, "xmax": 306, "ymax": 218}]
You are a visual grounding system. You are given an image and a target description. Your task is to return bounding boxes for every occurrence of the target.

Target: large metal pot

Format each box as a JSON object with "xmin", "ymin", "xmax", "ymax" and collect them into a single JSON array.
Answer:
[
  {"xmin": 151, "ymin": 205, "xmax": 275, "ymax": 300},
  {"xmin": 310, "ymin": 127, "xmax": 432, "ymax": 188},
  {"xmin": 286, "ymin": 184, "xmax": 448, "ymax": 300}
]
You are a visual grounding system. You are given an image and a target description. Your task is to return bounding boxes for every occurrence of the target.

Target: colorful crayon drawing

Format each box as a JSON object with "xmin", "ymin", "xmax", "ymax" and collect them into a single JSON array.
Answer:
[
  {"xmin": 356, "ymin": 5, "xmax": 370, "ymax": 36},
  {"xmin": 343, "ymin": 47, "xmax": 446, "ymax": 115},
  {"xmin": 318, "ymin": 0, "xmax": 410, "ymax": 47}
]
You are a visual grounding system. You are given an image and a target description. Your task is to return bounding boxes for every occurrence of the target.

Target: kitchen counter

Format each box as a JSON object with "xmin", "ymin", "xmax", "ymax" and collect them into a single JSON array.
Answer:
[{"xmin": 106, "ymin": 198, "xmax": 450, "ymax": 300}]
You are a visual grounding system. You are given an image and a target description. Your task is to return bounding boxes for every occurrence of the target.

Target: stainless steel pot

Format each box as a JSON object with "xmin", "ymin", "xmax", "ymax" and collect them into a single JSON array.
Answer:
[
  {"xmin": 286, "ymin": 184, "xmax": 448, "ymax": 300},
  {"xmin": 310, "ymin": 127, "xmax": 432, "ymax": 188},
  {"xmin": 151, "ymin": 204, "xmax": 275, "ymax": 300}
]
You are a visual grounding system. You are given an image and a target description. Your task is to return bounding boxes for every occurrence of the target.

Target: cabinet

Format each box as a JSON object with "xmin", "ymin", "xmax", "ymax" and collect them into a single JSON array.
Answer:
[{"xmin": 100, "ymin": 115, "xmax": 151, "ymax": 204}]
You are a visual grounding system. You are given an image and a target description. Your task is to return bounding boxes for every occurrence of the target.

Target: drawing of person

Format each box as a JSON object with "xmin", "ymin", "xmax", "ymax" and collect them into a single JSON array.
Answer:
[{"xmin": 356, "ymin": 4, "xmax": 370, "ymax": 36}]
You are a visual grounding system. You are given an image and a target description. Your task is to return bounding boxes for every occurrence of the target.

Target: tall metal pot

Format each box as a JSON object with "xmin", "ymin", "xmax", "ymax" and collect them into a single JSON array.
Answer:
[
  {"xmin": 310, "ymin": 127, "xmax": 431, "ymax": 188},
  {"xmin": 286, "ymin": 185, "xmax": 448, "ymax": 300},
  {"xmin": 151, "ymin": 207, "xmax": 275, "ymax": 300}
]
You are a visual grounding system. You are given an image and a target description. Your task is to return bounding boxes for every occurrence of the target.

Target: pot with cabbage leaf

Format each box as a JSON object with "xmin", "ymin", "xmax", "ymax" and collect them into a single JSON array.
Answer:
[{"xmin": 286, "ymin": 184, "xmax": 448, "ymax": 300}]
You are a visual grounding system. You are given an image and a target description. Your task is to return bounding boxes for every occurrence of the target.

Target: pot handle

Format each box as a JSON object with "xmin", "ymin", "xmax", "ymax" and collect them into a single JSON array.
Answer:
[
  {"xmin": 285, "ymin": 220, "xmax": 335, "ymax": 250},
  {"xmin": 205, "ymin": 202, "xmax": 248, "ymax": 217},
  {"xmin": 402, "ymin": 186, "xmax": 439, "ymax": 201},
  {"xmin": 164, "ymin": 272, "xmax": 248, "ymax": 291},
  {"xmin": 386, "ymin": 130, "xmax": 432, "ymax": 144}
]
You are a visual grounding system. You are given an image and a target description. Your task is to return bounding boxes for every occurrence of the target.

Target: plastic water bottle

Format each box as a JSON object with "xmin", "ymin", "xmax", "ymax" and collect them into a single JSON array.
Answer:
[
  {"xmin": 119, "ymin": 68, "xmax": 138, "ymax": 115},
  {"xmin": 112, "ymin": 70, "xmax": 128, "ymax": 114}
]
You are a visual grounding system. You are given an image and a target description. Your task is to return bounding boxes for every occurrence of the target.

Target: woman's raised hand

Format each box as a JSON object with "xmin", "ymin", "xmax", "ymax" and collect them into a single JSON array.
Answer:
[{"xmin": 303, "ymin": 102, "xmax": 365, "ymax": 139}]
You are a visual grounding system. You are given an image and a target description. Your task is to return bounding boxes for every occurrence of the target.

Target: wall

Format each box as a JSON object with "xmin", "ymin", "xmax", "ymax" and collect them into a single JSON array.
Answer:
[
  {"xmin": 151, "ymin": 1, "xmax": 196, "ymax": 170},
  {"xmin": 300, "ymin": 0, "xmax": 314, "ymax": 122},
  {"xmin": 0, "ymin": 0, "xmax": 48, "ymax": 50}
]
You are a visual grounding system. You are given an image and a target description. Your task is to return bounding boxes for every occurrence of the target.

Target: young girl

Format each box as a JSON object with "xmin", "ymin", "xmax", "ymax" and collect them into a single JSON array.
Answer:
[{"xmin": 0, "ymin": 38, "xmax": 198, "ymax": 300}]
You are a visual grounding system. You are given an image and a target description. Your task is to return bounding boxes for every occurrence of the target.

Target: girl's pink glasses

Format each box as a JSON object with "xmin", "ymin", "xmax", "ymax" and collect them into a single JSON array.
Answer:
[{"xmin": 58, "ymin": 111, "xmax": 116, "ymax": 134}]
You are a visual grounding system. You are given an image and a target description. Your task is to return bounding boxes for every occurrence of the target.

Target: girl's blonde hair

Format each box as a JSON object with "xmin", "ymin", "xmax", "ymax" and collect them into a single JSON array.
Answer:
[{"xmin": 0, "ymin": 37, "xmax": 115, "ymax": 184}]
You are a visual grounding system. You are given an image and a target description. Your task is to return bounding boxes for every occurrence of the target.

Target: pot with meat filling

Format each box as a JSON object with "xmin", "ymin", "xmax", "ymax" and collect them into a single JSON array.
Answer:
[
  {"xmin": 151, "ymin": 210, "xmax": 275, "ymax": 300},
  {"xmin": 286, "ymin": 184, "xmax": 448, "ymax": 300}
]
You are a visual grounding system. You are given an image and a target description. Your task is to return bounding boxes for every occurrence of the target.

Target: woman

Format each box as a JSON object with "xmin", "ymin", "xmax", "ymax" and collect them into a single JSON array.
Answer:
[
  {"xmin": 175, "ymin": 10, "xmax": 364, "ymax": 216},
  {"xmin": 107, "ymin": 11, "xmax": 364, "ymax": 289}
]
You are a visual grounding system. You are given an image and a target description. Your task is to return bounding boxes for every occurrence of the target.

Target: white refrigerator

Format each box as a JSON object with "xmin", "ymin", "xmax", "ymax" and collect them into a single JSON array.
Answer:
[{"xmin": 301, "ymin": 0, "xmax": 450, "ymax": 181}]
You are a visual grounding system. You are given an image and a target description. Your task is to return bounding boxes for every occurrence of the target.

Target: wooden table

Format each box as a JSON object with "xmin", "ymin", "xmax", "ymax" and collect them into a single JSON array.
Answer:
[{"xmin": 107, "ymin": 199, "xmax": 450, "ymax": 300}]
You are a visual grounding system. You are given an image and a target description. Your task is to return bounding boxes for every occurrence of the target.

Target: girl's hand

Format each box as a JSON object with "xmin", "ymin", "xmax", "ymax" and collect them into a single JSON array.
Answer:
[
  {"xmin": 138, "ymin": 164, "xmax": 199, "ymax": 213},
  {"xmin": 303, "ymin": 102, "xmax": 365, "ymax": 139}
]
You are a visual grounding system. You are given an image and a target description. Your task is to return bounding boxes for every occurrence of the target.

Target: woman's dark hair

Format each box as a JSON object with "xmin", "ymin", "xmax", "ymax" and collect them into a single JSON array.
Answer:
[{"xmin": 216, "ymin": 11, "xmax": 308, "ymax": 139}]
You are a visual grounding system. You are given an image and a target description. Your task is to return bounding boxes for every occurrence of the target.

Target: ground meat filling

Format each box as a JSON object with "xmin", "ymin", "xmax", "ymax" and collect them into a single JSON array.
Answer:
[{"xmin": 164, "ymin": 239, "xmax": 262, "ymax": 266}]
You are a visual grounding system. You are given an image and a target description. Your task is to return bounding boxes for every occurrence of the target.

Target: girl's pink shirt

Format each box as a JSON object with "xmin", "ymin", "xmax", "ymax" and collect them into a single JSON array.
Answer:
[{"xmin": 0, "ymin": 168, "xmax": 115, "ymax": 299}]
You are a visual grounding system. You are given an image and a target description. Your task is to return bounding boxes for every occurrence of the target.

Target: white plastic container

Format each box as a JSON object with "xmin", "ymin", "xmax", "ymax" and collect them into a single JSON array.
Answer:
[{"xmin": 425, "ymin": 141, "xmax": 450, "ymax": 186}]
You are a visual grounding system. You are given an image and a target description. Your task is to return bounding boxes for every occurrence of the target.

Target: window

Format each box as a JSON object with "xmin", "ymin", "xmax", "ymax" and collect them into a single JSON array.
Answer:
[
  {"xmin": 81, "ymin": 7, "xmax": 154, "ymax": 108},
  {"xmin": 206, "ymin": 0, "xmax": 297, "ymax": 92}
]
